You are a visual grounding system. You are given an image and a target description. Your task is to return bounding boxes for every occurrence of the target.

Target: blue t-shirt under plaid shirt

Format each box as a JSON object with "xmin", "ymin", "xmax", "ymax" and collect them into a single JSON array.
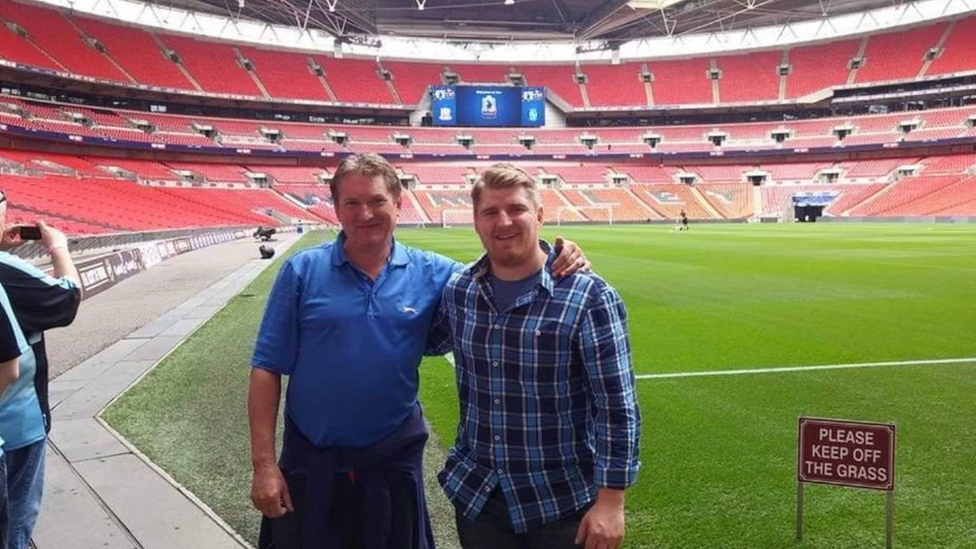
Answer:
[{"xmin": 429, "ymin": 241, "xmax": 641, "ymax": 533}]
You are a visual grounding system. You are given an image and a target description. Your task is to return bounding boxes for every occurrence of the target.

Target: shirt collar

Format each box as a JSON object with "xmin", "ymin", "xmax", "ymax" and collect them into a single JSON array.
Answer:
[
  {"xmin": 472, "ymin": 239, "xmax": 555, "ymax": 297},
  {"xmin": 331, "ymin": 231, "xmax": 410, "ymax": 268}
]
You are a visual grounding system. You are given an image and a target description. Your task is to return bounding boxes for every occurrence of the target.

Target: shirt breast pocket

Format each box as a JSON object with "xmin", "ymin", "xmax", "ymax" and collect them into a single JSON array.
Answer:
[{"xmin": 521, "ymin": 320, "xmax": 574, "ymax": 384}]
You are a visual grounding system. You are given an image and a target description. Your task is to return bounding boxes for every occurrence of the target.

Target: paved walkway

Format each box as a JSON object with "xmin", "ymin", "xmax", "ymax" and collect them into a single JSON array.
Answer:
[{"xmin": 33, "ymin": 234, "xmax": 301, "ymax": 549}]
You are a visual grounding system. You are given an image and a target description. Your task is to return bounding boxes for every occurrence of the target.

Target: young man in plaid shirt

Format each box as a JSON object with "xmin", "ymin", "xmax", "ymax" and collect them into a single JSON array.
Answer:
[{"xmin": 429, "ymin": 164, "xmax": 641, "ymax": 549}]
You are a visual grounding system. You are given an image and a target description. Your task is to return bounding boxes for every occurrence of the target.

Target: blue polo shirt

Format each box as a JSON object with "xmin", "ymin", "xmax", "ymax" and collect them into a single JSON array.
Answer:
[{"xmin": 252, "ymin": 233, "xmax": 461, "ymax": 448}]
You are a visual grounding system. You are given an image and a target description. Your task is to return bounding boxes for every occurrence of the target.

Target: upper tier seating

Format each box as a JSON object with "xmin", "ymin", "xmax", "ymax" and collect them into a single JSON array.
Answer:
[
  {"xmin": 582, "ymin": 63, "xmax": 647, "ymax": 107},
  {"xmin": 717, "ymin": 51, "xmax": 781, "ymax": 103},
  {"xmin": 0, "ymin": 0, "xmax": 127, "ymax": 81},
  {"xmin": 785, "ymin": 39, "xmax": 859, "ymax": 99},
  {"xmin": 158, "ymin": 35, "xmax": 262, "ymax": 96},
  {"xmin": 0, "ymin": 0, "xmax": 974, "ymax": 107},
  {"xmin": 71, "ymin": 15, "xmax": 193, "ymax": 89}
]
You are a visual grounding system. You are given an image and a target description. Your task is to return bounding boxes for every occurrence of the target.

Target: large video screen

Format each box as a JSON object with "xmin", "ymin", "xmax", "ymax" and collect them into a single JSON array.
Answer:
[{"xmin": 431, "ymin": 85, "xmax": 545, "ymax": 127}]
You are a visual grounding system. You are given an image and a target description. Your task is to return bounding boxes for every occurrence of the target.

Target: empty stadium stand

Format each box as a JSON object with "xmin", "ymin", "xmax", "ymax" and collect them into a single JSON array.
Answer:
[{"xmin": 1, "ymin": 0, "xmax": 976, "ymax": 108}]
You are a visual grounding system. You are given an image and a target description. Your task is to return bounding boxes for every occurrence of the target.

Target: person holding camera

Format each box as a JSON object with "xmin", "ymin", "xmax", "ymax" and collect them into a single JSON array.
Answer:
[{"xmin": 0, "ymin": 190, "xmax": 82, "ymax": 549}]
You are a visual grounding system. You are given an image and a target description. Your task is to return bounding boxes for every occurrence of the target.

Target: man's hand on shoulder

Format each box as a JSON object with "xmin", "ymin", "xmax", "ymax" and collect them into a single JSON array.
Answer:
[{"xmin": 551, "ymin": 236, "xmax": 591, "ymax": 278}]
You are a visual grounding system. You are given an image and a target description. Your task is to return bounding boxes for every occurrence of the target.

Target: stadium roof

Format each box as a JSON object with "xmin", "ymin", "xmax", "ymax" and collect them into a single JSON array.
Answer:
[{"xmin": 155, "ymin": 0, "xmax": 917, "ymax": 43}]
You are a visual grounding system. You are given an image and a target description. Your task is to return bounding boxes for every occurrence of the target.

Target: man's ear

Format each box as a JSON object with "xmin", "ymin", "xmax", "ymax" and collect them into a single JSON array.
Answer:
[{"xmin": 537, "ymin": 205, "xmax": 545, "ymax": 226}]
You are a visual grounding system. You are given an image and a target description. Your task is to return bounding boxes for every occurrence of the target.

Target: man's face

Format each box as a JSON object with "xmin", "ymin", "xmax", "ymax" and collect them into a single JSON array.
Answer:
[
  {"xmin": 474, "ymin": 185, "xmax": 544, "ymax": 269},
  {"xmin": 334, "ymin": 174, "xmax": 400, "ymax": 250}
]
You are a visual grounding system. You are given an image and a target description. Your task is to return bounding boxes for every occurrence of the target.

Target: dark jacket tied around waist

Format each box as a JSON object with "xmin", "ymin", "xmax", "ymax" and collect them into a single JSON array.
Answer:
[{"xmin": 259, "ymin": 404, "xmax": 435, "ymax": 549}]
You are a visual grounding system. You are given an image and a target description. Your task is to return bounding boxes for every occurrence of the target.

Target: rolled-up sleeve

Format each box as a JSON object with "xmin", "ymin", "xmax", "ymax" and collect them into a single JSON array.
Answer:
[
  {"xmin": 577, "ymin": 285, "xmax": 641, "ymax": 489},
  {"xmin": 251, "ymin": 261, "xmax": 300, "ymax": 375},
  {"xmin": 0, "ymin": 256, "xmax": 81, "ymax": 333}
]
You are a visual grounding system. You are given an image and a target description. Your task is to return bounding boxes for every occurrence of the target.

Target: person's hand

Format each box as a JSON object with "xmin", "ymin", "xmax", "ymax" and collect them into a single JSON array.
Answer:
[
  {"xmin": 575, "ymin": 492, "xmax": 625, "ymax": 549},
  {"xmin": 38, "ymin": 221, "xmax": 67, "ymax": 251},
  {"xmin": 0, "ymin": 225, "xmax": 25, "ymax": 251},
  {"xmin": 551, "ymin": 236, "xmax": 591, "ymax": 278},
  {"xmin": 250, "ymin": 464, "xmax": 293, "ymax": 518}
]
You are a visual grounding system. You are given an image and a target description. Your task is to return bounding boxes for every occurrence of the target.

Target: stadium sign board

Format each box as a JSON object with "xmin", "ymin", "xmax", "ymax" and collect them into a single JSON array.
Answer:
[
  {"xmin": 795, "ymin": 417, "xmax": 896, "ymax": 548},
  {"xmin": 798, "ymin": 417, "xmax": 895, "ymax": 490}
]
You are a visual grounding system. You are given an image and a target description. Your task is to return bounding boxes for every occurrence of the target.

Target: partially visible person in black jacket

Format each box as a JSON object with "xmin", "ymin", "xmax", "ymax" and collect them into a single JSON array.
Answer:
[{"xmin": 0, "ymin": 189, "xmax": 81, "ymax": 549}]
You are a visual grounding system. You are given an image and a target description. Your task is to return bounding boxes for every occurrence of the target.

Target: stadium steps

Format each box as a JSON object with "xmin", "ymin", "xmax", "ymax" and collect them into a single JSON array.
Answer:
[
  {"xmin": 579, "ymin": 78, "xmax": 591, "ymax": 108},
  {"xmin": 15, "ymin": 25, "xmax": 69, "ymax": 71},
  {"xmin": 63, "ymin": 14, "xmax": 137, "ymax": 84},
  {"xmin": 315, "ymin": 61, "xmax": 339, "ymax": 101},
  {"xmin": 710, "ymin": 58, "xmax": 720, "ymax": 104},
  {"xmin": 919, "ymin": 20, "xmax": 955, "ymax": 78},
  {"xmin": 624, "ymin": 187, "xmax": 664, "ymax": 220},
  {"xmin": 848, "ymin": 35, "xmax": 870, "ymax": 85},
  {"xmin": 842, "ymin": 181, "xmax": 896, "ymax": 216},
  {"xmin": 752, "ymin": 185, "xmax": 763, "ymax": 219},
  {"xmin": 778, "ymin": 49, "xmax": 789, "ymax": 101},
  {"xmin": 377, "ymin": 60, "xmax": 403, "ymax": 105},
  {"xmin": 627, "ymin": 187, "xmax": 669, "ymax": 219},
  {"xmin": 276, "ymin": 189, "xmax": 313, "ymax": 211},
  {"xmin": 235, "ymin": 46, "xmax": 272, "ymax": 99},
  {"xmin": 152, "ymin": 33, "xmax": 204, "ymax": 92},
  {"xmin": 404, "ymin": 191, "xmax": 432, "ymax": 224},
  {"xmin": 551, "ymin": 189, "xmax": 576, "ymax": 209},
  {"xmin": 643, "ymin": 62, "xmax": 655, "ymax": 106},
  {"xmin": 688, "ymin": 185, "xmax": 723, "ymax": 219}
]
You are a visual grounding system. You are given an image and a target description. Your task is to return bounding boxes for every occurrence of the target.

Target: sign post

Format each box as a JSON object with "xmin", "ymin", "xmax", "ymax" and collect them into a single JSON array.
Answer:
[{"xmin": 796, "ymin": 417, "xmax": 896, "ymax": 547}]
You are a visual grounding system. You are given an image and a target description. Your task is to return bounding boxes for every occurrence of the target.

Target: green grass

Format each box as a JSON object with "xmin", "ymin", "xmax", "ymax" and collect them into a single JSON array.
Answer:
[
  {"xmin": 105, "ymin": 224, "xmax": 976, "ymax": 548},
  {"xmin": 103, "ymin": 231, "xmax": 329, "ymax": 544}
]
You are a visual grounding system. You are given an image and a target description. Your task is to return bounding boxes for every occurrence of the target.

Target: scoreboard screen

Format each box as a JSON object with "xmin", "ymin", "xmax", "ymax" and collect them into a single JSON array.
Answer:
[{"xmin": 431, "ymin": 85, "xmax": 546, "ymax": 127}]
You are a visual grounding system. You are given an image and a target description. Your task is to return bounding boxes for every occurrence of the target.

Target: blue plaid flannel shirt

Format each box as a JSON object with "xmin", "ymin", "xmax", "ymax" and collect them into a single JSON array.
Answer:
[{"xmin": 427, "ymin": 241, "xmax": 641, "ymax": 533}]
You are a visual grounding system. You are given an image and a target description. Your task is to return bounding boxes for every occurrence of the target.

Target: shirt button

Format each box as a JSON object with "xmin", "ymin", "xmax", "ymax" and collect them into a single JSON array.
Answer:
[
  {"xmin": 535, "ymin": 330, "xmax": 541, "ymax": 336},
  {"xmin": 492, "ymin": 361, "xmax": 499, "ymax": 367},
  {"xmin": 494, "ymin": 324, "xmax": 500, "ymax": 329},
  {"xmin": 497, "ymin": 468, "xmax": 503, "ymax": 474},
  {"xmin": 494, "ymin": 435, "xmax": 500, "ymax": 441},
  {"xmin": 494, "ymin": 398, "xmax": 500, "ymax": 405}
]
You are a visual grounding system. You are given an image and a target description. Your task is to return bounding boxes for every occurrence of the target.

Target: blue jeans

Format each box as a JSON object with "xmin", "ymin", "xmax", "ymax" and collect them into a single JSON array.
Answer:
[
  {"xmin": 0, "ymin": 454, "xmax": 9, "ymax": 549},
  {"xmin": 3, "ymin": 439, "xmax": 45, "ymax": 549}
]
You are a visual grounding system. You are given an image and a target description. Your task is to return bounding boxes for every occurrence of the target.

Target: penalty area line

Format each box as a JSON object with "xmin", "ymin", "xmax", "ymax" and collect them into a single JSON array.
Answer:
[{"xmin": 636, "ymin": 357, "xmax": 976, "ymax": 380}]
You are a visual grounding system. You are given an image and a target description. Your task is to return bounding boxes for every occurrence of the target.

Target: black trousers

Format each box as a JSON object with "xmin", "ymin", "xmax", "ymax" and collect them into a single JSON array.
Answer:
[{"xmin": 455, "ymin": 489, "xmax": 590, "ymax": 549}]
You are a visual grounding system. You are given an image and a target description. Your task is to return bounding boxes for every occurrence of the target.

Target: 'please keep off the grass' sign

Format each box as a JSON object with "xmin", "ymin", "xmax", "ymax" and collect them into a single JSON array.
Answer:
[
  {"xmin": 798, "ymin": 418, "xmax": 895, "ymax": 490},
  {"xmin": 796, "ymin": 417, "xmax": 897, "ymax": 548}
]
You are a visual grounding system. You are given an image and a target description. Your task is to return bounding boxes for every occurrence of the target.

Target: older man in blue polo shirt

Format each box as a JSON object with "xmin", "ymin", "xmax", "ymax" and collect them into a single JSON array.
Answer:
[{"xmin": 249, "ymin": 153, "xmax": 587, "ymax": 549}]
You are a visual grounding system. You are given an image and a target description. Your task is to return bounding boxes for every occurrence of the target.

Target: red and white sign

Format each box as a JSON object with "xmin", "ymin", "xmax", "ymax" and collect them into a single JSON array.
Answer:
[{"xmin": 798, "ymin": 418, "xmax": 895, "ymax": 491}]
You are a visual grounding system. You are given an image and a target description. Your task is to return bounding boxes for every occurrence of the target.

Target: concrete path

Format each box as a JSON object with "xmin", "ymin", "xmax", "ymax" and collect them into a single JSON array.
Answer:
[{"xmin": 33, "ymin": 234, "xmax": 301, "ymax": 549}]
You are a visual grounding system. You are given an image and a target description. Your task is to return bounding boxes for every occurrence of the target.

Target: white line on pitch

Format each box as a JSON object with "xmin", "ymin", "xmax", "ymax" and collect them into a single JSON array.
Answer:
[{"xmin": 636, "ymin": 357, "xmax": 976, "ymax": 380}]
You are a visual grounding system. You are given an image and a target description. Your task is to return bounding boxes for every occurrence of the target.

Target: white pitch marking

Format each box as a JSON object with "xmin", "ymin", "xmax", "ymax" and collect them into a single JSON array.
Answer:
[{"xmin": 635, "ymin": 357, "xmax": 976, "ymax": 380}]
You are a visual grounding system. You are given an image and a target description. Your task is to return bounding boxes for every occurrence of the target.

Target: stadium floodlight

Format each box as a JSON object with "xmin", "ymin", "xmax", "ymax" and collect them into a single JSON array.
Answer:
[
  {"xmin": 416, "ymin": 0, "xmax": 427, "ymax": 10},
  {"xmin": 505, "ymin": 0, "xmax": 515, "ymax": 4}
]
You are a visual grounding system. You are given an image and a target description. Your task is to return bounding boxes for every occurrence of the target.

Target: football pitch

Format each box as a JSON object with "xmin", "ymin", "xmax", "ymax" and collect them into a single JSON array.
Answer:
[{"xmin": 104, "ymin": 223, "xmax": 976, "ymax": 549}]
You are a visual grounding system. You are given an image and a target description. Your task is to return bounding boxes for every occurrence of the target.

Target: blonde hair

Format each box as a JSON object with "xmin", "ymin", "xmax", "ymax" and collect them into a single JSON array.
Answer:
[
  {"xmin": 471, "ymin": 163, "xmax": 540, "ymax": 210},
  {"xmin": 330, "ymin": 153, "xmax": 402, "ymax": 202}
]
